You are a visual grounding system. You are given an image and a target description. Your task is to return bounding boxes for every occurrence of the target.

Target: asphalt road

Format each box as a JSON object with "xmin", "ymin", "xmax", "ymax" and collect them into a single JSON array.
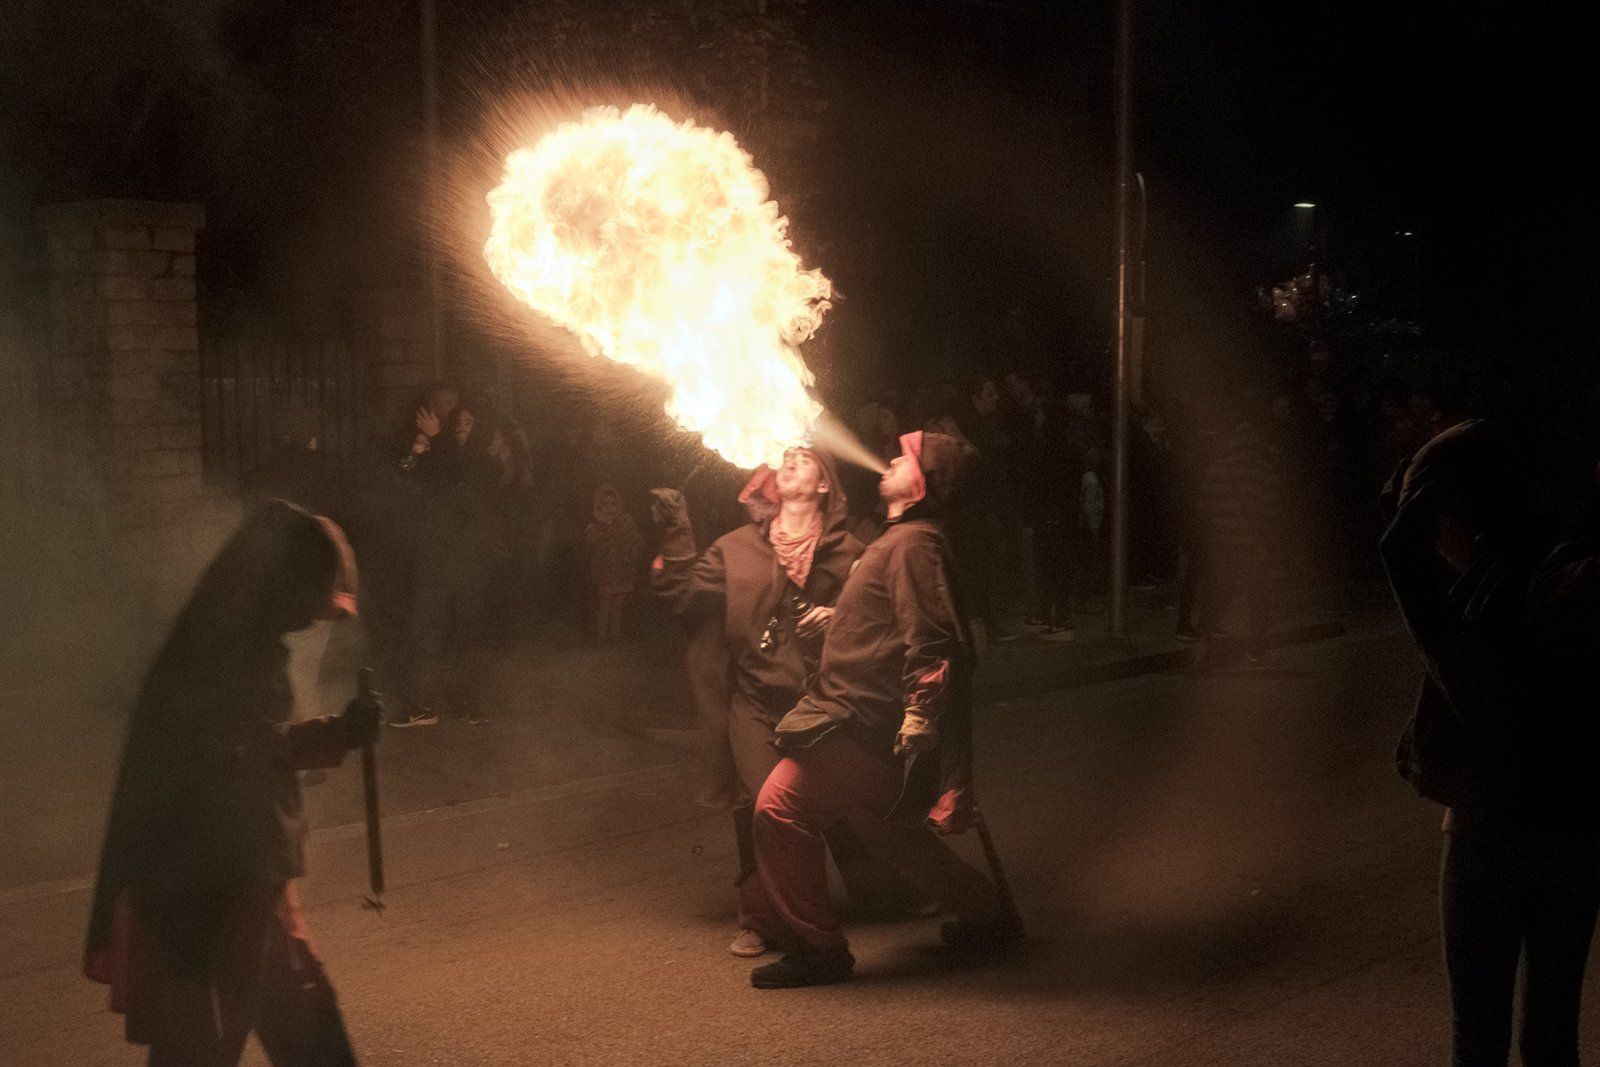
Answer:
[{"xmin": 5, "ymin": 626, "xmax": 1595, "ymax": 1065}]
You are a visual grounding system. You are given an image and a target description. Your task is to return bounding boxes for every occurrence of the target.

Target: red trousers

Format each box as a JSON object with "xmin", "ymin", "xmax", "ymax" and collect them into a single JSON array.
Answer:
[{"xmin": 752, "ymin": 730, "xmax": 1010, "ymax": 955}]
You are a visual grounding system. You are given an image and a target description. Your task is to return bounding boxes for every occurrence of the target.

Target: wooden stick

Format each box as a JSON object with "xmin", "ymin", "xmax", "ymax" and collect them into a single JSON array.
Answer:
[{"xmin": 358, "ymin": 668, "xmax": 385, "ymax": 912}]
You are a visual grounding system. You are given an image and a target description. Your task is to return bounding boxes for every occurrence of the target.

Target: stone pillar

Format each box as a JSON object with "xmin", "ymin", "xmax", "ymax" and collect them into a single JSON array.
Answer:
[{"xmin": 36, "ymin": 200, "xmax": 233, "ymax": 620}]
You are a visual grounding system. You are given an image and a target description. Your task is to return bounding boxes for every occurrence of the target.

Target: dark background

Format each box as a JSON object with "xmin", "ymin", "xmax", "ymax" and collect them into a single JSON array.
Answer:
[{"xmin": 3, "ymin": 0, "xmax": 1595, "ymax": 404}]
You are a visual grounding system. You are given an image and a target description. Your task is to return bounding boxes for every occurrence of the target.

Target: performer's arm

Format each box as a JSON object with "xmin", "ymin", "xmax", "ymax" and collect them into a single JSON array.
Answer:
[
  {"xmin": 651, "ymin": 541, "xmax": 729, "ymax": 618},
  {"xmin": 889, "ymin": 534, "xmax": 966, "ymax": 753},
  {"xmin": 647, "ymin": 488, "xmax": 728, "ymax": 618}
]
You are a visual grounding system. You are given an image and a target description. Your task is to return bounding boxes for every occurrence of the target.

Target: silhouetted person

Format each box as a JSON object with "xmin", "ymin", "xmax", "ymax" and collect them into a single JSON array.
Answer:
[
  {"xmin": 401, "ymin": 405, "xmax": 509, "ymax": 726},
  {"xmin": 1004, "ymin": 370, "xmax": 1079, "ymax": 639},
  {"xmin": 1382, "ymin": 419, "xmax": 1600, "ymax": 1066},
  {"xmin": 956, "ymin": 377, "xmax": 1027, "ymax": 644},
  {"xmin": 85, "ymin": 502, "xmax": 376, "ymax": 1066}
]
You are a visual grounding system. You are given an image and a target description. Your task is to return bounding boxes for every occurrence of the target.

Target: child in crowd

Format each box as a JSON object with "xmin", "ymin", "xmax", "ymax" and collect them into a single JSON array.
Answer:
[{"xmin": 586, "ymin": 484, "xmax": 644, "ymax": 643}]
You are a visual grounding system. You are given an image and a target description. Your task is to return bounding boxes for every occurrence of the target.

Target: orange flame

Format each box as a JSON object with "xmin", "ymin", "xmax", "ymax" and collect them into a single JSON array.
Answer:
[{"xmin": 484, "ymin": 104, "xmax": 831, "ymax": 470}]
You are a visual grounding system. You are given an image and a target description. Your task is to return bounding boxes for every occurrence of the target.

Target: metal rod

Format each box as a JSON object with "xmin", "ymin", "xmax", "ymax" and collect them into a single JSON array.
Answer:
[
  {"xmin": 420, "ymin": 0, "xmax": 444, "ymax": 379},
  {"xmin": 358, "ymin": 668, "xmax": 386, "ymax": 910},
  {"xmin": 975, "ymin": 818, "xmax": 1022, "ymax": 923},
  {"xmin": 1108, "ymin": 0, "xmax": 1133, "ymax": 638}
]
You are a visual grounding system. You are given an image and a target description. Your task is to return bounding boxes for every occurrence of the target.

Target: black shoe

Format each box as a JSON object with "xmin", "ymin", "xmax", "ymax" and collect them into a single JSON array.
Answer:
[
  {"xmin": 750, "ymin": 949, "xmax": 855, "ymax": 989},
  {"xmin": 940, "ymin": 916, "xmax": 1026, "ymax": 952}
]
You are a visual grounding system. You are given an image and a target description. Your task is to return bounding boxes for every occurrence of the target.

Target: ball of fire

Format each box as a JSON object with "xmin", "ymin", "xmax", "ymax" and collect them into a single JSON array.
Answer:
[{"xmin": 484, "ymin": 104, "xmax": 833, "ymax": 470}]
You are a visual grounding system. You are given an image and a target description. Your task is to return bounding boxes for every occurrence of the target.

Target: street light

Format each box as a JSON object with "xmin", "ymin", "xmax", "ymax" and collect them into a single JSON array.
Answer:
[{"xmin": 1295, "ymin": 202, "xmax": 1316, "ymax": 209}]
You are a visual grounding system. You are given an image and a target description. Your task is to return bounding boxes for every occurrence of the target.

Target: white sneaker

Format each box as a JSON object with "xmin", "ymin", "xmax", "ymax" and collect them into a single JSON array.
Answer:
[{"xmin": 729, "ymin": 929, "xmax": 769, "ymax": 958}]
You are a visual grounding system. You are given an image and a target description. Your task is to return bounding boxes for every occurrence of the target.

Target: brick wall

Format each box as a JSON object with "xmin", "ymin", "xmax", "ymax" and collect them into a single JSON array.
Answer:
[{"xmin": 34, "ymin": 200, "xmax": 236, "ymax": 619}]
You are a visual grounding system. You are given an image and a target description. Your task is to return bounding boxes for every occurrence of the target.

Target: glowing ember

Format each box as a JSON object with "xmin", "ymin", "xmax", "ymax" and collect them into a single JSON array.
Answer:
[{"xmin": 484, "ymin": 104, "xmax": 832, "ymax": 469}]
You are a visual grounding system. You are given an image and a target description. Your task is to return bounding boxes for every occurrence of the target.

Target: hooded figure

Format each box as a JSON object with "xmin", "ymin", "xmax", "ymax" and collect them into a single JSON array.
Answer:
[
  {"xmin": 749, "ymin": 433, "xmax": 1017, "ymax": 989},
  {"xmin": 653, "ymin": 448, "xmax": 859, "ymax": 724},
  {"xmin": 1381, "ymin": 419, "xmax": 1600, "ymax": 1065},
  {"xmin": 651, "ymin": 447, "xmax": 922, "ymax": 959},
  {"xmin": 84, "ymin": 501, "xmax": 376, "ymax": 1065}
]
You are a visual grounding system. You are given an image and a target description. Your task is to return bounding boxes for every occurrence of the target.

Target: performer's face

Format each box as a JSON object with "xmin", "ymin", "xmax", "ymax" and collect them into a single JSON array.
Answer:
[
  {"xmin": 879, "ymin": 455, "xmax": 919, "ymax": 502},
  {"xmin": 775, "ymin": 448, "xmax": 827, "ymax": 502}
]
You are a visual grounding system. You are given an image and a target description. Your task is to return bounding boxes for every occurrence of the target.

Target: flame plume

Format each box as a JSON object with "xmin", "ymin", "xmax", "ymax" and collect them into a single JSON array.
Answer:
[{"xmin": 484, "ymin": 104, "xmax": 831, "ymax": 470}]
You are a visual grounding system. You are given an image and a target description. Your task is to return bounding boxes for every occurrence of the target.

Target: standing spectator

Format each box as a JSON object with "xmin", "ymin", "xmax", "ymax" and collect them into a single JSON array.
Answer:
[
  {"xmin": 587, "ymin": 484, "xmax": 644, "ymax": 644},
  {"xmin": 957, "ymin": 377, "xmax": 1028, "ymax": 644},
  {"xmin": 397, "ymin": 405, "xmax": 508, "ymax": 726},
  {"xmin": 1171, "ymin": 396, "xmax": 1217, "ymax": 640},
  {"xmin": 1381, "ymin": 420, "xmax": 1600, "ymax": 1067},
  {"xmin": 1005, "ymin": 370, "xmax": 1080, "ymax": 641},
  {"xmin": 399, "ymin": 383, "xmax": 461, "ymax": 473},
  {"xmin": 1078, "ymin": 446, "xmax": 1107, "ymax": 596},
  {"xmin": 1129, "ymin": 403, "xmax": 1179, "ymax": 585}
]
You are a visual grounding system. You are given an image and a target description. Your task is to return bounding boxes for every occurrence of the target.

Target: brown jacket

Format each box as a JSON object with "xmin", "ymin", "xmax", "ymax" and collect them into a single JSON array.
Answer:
[{"xmin": 773, "ymin": 512, "xmax": 976, "ymax": 830}]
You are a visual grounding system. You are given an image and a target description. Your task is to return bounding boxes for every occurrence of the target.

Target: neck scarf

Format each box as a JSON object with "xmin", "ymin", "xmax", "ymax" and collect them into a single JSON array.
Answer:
[{"xmin": 769, "ymin": 510, "xmax": 822, "ymax": 589}]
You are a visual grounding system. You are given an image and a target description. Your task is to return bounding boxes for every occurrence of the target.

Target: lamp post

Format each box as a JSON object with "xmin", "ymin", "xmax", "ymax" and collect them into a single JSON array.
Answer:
[{"xmin": 421, "ymin": 0, "xmax": 444, "ymax": 379}]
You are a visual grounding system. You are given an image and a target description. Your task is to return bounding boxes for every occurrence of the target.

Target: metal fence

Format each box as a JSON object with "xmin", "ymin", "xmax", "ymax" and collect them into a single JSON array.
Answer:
[
  {"xmin": 0, "ymin": 294, "xmax": 42, "ymax": 509},
  {"xmin": 199, "ymin": 336, "xmax": 362, "ymax": 488}
]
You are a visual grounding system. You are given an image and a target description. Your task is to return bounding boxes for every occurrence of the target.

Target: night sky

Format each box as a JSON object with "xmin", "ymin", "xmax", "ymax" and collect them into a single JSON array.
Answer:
[{"xmin": 3, "ymin": 0, "xmax": 1594, "ymax": 394}]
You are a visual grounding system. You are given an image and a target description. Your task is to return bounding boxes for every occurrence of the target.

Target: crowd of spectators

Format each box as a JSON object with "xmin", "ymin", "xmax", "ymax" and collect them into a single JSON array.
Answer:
[{"xmin": 242, "ymin": 333, "xmax": 1600, "ymax": 725}]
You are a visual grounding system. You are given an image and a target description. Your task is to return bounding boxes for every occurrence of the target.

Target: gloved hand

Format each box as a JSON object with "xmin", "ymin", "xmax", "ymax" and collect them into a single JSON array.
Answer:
[
  {"xmin": 649, "ymin": 488, "xmax": 690, "ymax": 526},
  {"xmin": 893, "ymin": 710, "xmax": 939, "ymax": 758},
  {"xmin": 649, "ymin": 488, "xmax": 696, "ymax": 559},
  {"xmin": 340, "ymin": 693, "xmax": 384, "ymax": 749}
]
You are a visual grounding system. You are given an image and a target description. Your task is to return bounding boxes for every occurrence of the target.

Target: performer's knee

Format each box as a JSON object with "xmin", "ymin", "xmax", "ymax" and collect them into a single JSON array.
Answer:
[{"xmin": 754, "ymin": 758, "xmax": 803, "ymax": 830}]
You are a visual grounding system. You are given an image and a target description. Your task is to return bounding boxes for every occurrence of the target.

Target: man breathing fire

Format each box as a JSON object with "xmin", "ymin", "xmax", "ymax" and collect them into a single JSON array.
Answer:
[
  {"xmin": 750, "ymin": 432, "xmax": 1022, "ymax": 988},
  {"xmin": 651, "ymin": 446, "xmax": 923, "ymax": 960}
]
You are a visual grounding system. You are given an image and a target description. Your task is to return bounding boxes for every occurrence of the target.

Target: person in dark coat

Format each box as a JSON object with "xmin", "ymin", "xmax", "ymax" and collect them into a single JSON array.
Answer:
[
  {"xmin": 84, "ymin": 501, "xmax": 379, "ymax": 1066},
  {"xmin": 1381, "ymin": 419, "xmax": 1600, "ymax": 1066},
  {"xmin": 400, "ymin": 405, "xmax": 509, "ymax": 726},
  {"xmin": 750, "ymin": 432, "xmax": 1019, "ymax": 989},
  {"xmin": 651, "ymin": 447, "xmax": 920, "ymax": 958}
]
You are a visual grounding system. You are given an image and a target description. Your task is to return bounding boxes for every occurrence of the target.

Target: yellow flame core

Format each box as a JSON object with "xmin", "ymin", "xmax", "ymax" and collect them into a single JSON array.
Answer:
[{"xmin": 484, "ymin": 104, "xmax": 832, "ymax": 470}]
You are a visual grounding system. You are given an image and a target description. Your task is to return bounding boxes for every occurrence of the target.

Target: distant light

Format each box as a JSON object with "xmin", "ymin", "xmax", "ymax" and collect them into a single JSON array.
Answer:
[
  {"xmin": 1403, "ymin": 231, "xmax": 1414, "ymax": 237},
  {"xmin": 1294, "ymin": 202, "xmax": 1316, "ymax": 209}
]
